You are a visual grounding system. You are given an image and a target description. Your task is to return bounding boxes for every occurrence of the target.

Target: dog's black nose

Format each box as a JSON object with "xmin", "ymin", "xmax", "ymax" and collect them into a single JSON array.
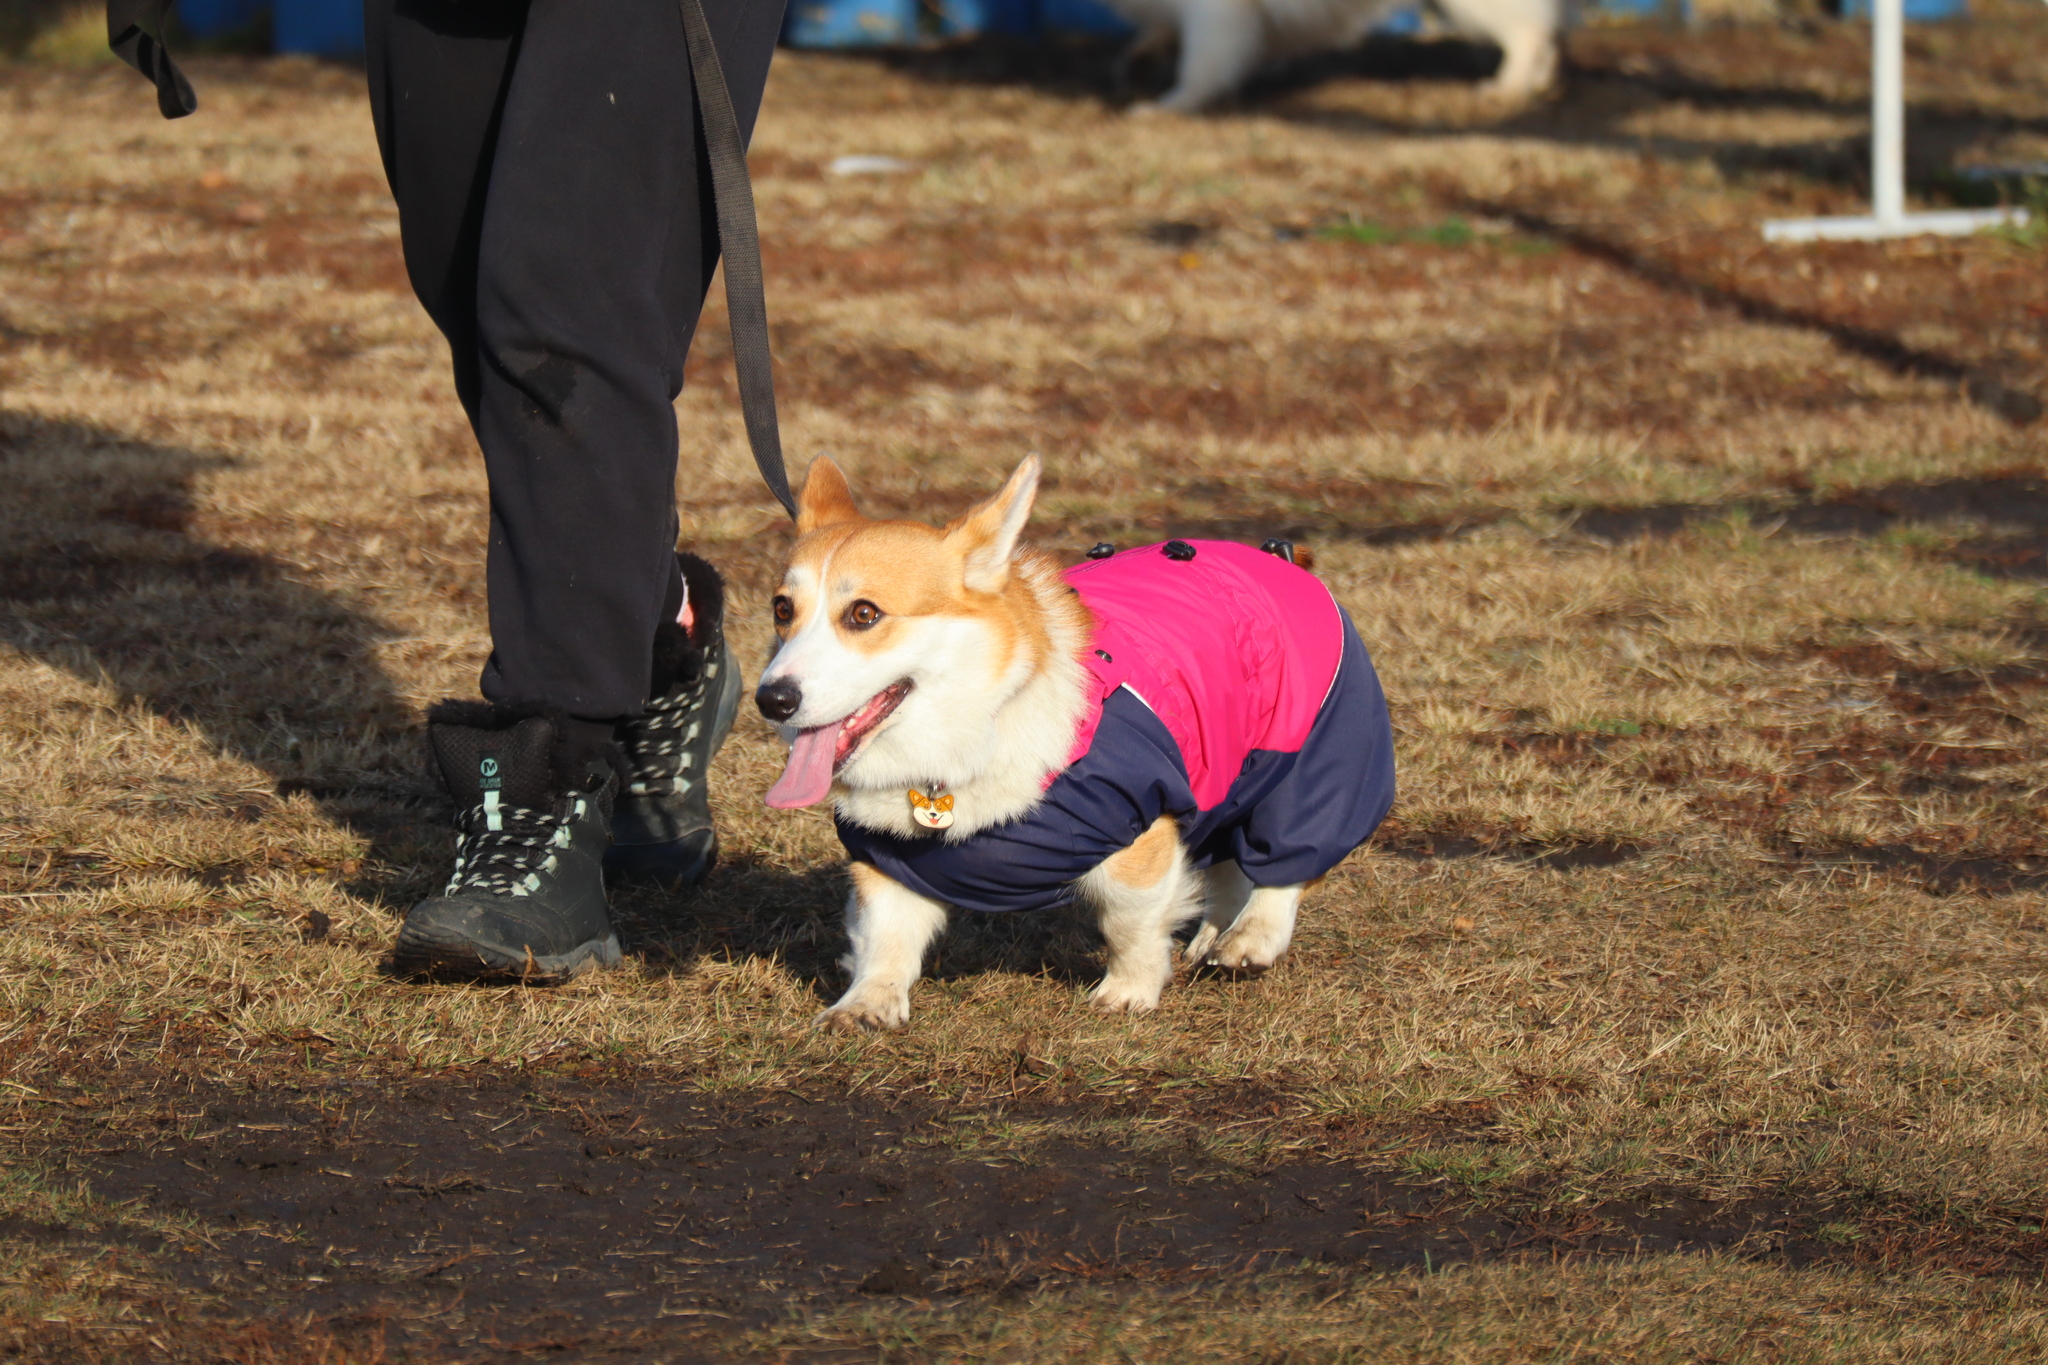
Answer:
[{"xmin": 755, "ymin": 678, "xmax": 802, "ymax": 723}]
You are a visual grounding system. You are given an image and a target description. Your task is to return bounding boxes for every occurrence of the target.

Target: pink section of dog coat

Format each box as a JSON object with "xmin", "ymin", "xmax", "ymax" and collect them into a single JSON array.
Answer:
[{"xmin": 1063, "ymin": 541, "xmax": 1344, "ymax": 810}]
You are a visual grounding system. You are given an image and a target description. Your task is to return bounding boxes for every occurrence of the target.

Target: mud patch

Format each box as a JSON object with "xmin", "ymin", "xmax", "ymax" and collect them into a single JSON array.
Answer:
[{"xmin": 36, "ymin": 1076, "xmax": 1852, "ymax": 1358}]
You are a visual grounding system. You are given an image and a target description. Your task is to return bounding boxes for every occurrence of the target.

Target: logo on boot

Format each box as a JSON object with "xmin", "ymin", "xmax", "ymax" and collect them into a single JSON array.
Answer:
[{"xmin": 481, "ymin": 752, "xmax": 503, "ymax": 830}]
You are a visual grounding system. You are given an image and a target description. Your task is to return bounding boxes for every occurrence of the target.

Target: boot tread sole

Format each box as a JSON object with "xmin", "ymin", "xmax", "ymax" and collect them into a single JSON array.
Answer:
[{"xmin": 390, "ymin": 922, "xmax": 622, "ymax": 984}]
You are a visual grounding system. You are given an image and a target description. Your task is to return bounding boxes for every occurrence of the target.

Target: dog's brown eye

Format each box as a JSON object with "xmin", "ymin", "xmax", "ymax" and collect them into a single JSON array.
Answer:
[
  {"xmin": 845, "ymin": 600, "xmax": 883, "ymax": 630},
  {"xmin": 772, "ymin": 595, "xmax": 794, "ymax": 626}
]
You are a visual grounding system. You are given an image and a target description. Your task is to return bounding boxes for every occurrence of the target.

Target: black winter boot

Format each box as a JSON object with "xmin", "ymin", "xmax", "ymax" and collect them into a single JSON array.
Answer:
[
  {"xmin": 392, "ymin": 703, "xmax": 622, "ymax": 981},
  {"xmin": 605, "ymin": 552, "xmax": 743, "ymax": 889}
]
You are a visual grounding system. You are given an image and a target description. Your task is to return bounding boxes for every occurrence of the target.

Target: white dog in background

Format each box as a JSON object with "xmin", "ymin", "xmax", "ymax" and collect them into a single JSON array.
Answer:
[{"xmin": 1108, "ymin": 0, "xmax": 1563, "ymax": 111}]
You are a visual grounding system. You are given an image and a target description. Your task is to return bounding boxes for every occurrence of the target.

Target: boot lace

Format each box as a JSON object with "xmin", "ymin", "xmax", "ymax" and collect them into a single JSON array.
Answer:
[
  {"xmin": 444, "ymin": 796, "xmax": 588, "ymax": 898},
  {"xmin": 619, "ymin": 666, "xmax": 710, "ymax": 799}
]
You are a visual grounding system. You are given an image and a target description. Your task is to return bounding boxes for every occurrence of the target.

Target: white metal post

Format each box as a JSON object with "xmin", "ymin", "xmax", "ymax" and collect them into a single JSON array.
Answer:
[
  {"xmin": 1762, "ymin": 0, "xmax": 2025, "ymax": 242},
  {"xmin": 1871, "ymin": 0, "xmax": 1905, "ymax": 226}
]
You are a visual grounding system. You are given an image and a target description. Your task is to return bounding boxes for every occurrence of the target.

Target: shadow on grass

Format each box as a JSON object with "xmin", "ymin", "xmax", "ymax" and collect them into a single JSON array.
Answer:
[
  {"xmin": 0, "ymin": 413, "xmax": 1122, "ymax": 988},
  {"xmin": 1268, "ymin": 60, "xmax": 2017, "ymax": 199},
  {"xmin": 1461, "ymin": 199, "xmax": 2042, "ymax": 427},
  {"xmin": 0, "ymin": 410, "xmax": 430, "ymax": 902},
  {"xmin": 1560, "ymin": 470, "xmax": 2048, "ymax": 577},
  {"xmin": 1123, "ymin": 470, "xmax": 2048, "ymax": 571},
  {"xmin": 618, "ymin": 856, "xmax": 1116, "ymax": 998},
  {"xmin": 20, "ymin": 1072, "xmax": 1884, "ymax": 1362}
]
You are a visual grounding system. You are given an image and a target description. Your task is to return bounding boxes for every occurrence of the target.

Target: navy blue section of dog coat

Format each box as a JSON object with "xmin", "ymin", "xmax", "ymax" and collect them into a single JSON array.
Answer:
[{"xmin": 835, "ymin": 611, "xmax": 1395, "ymax": 914}]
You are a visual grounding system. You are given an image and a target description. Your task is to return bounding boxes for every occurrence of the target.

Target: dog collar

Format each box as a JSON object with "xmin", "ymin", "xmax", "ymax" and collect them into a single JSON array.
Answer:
[{"xmin": 908, "ymin": 785, "xmax": 954, "ymax": 831}]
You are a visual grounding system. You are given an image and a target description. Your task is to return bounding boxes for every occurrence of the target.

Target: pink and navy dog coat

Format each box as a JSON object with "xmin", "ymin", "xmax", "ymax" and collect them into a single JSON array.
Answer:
[{"xmin": 835, "ymin": 539, "xmax": 1397, "ymax": 912}]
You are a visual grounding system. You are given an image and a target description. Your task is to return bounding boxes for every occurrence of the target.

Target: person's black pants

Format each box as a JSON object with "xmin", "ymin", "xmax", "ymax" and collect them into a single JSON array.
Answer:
[{"xmin": 364, "ymin": 0, "xmax": 784, "ymax": 722}]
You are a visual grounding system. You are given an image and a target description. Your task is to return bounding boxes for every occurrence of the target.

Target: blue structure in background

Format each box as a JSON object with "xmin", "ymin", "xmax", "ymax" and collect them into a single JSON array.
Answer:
[
  {"xmin": 781, "ymin": 0, "xmax": 1130, "ymax": 43},
  {"xmin": 1037, "ymin": 0, "xmax": 1135, "ymax": 37},
  {"xmin": 779, "ymin": 0, "xmax": 1457, "ymax": 45},
  {"xmin": 173, "ymin": 0, "xmax": 365, "ymax": 55},
  {"xmin": 1580, "ymin": 0, "xmax": 1682, "ymax": 16},
  {"xmin": 274, "ymin": 0, "xmax": 364, "ymax": 55},
  {"xmin": 1838, "ymin": 0, "xmax": 1966, "ymax": 18},
  {"xmin": 174, "ymin": 0, "xmax": 263, "ymax": 38},
  {"xmin": 784, "ymin": 0, "xmax": 921, "ymax": 46},
  {"xmin": 936, "ymin": 0, "xmax": 1041, "ymax": 34}
]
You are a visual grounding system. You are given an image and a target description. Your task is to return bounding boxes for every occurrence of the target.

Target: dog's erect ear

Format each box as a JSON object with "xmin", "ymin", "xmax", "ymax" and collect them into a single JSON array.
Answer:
[
  {"xmin": 946, "ymin": 455, "xmax": 1040, "ymax": 594},
  {"xmin": 796, "ymin": 456, "xmax": 862, "ymax": 534}
]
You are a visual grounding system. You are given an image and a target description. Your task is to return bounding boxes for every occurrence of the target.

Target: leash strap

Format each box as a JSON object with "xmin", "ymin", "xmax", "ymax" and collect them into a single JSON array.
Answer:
[
  {"xmin": 676, "ymin": 0, "xmax": 797, "ymax": 520},
  {"xmin": 107, "ymin": 0, "xmax": 198, "ymax": 119}
]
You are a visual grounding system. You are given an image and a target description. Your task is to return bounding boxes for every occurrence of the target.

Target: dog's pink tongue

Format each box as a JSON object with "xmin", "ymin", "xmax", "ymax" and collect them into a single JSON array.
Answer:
[{"xmin": 766, "ymin": 724, "xmax": 839, "ymax": 809}]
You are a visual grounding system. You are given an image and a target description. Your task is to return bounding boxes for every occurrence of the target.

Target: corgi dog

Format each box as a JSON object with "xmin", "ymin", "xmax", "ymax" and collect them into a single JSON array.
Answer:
[
  {"xmin": 1111, "ymin": 0, "xmax": 1563, "ymax": 113},
  {"xmin": 756, "ymin": 455, "xmax": 1396, "ymax": 1032}
]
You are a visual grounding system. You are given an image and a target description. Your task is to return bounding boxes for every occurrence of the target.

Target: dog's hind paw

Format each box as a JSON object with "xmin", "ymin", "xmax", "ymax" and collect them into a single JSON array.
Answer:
[
  {"xmin": 1183, "ymin": 923, "xmax": 1222, "ymax": 963},
  {"xmin": 815, "ymin": 993, "xmax": 910, "ymax": 1032},
  {"xmin": 1204, "ymin": 929, "xmax": 1286, "ymax": 975},
  {"xmin": 1200, "ymin": 887, "xmax": 1298, "ymax": 974}
]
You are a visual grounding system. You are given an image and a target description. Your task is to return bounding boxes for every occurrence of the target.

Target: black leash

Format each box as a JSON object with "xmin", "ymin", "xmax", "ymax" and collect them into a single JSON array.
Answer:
[
  {"xmin": 106, "ymin": 0, "xmax": 798, "ymax": 521},
  {"xmin": 675, "ymin": 0, "xmax": 797, "ymax": 520}
]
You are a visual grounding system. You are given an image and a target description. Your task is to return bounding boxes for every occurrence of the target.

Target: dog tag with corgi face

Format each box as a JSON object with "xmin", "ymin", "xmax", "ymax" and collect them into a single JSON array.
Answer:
[{"xmin": 908, "ymin": 788, "xmax": 955, "ymax": 830}]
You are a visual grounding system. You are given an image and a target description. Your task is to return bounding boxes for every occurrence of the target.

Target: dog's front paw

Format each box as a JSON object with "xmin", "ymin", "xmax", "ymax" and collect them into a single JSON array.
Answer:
[
  {"xmin": 1088, "ymin": 975, "xmax": 1165, "ymax": 1014},
  {"xmin": 815, "ymin": 989, "xmax": 911, "ymax": 1032}
]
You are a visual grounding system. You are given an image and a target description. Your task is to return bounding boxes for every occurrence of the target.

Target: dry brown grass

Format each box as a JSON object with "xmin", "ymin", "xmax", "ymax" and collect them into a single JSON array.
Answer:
[
  {"xmin": 4, "ymin": 17, "xmax": 2048, "ymax": 1358},
  {"xmin": 764, "ymin": 1262, "xmax": 2048, "ymax": 1362}
]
